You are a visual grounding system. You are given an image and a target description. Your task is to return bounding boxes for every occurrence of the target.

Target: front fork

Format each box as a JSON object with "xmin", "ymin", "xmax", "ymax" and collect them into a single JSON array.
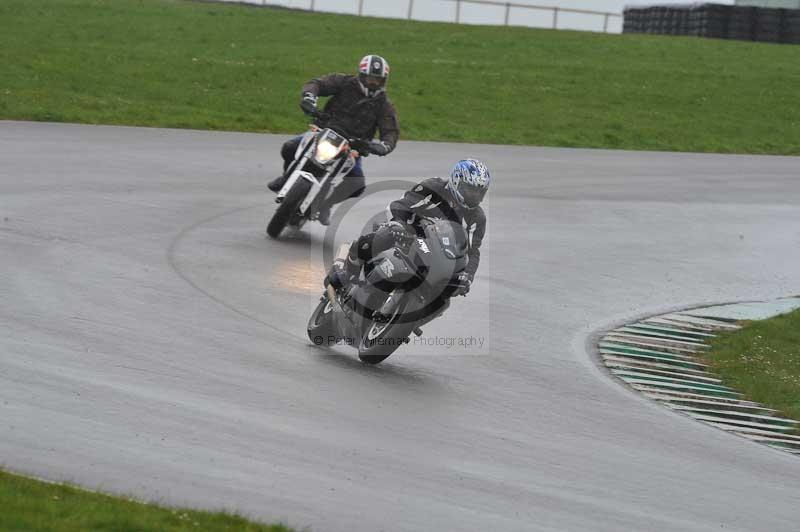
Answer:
[{"xmin": 277, "ymin": 157, "xmax": 349, "ymax": 217}]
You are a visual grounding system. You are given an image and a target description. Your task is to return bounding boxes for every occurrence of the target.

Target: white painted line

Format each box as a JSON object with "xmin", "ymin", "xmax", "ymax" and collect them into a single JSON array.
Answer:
[
  {"xmin": 644, "ymin": 317, "xmax": 724, "ymax": 333},
  {"xmin": 661, "ymin": 313, "xmax": 741, "ymax": 329},
  {"xmin": 615, "ymin": 373, "xmax": 739, "ymax": 395},
  {"xmin": 600, "ymin": 345, "xmax": 704, "ymax": 366},
  {"xmin": 690, "ymin": 414, "xmax": 795, "ymax": 432},
  {"xmin": 610, "ymin": 331, "xmax": 709, "ymax": 349},
  {"xmin": 639, "ymin": 392, "xmax": 776, "ymax": 412},
  {"xmin": 666, "ymin": 404, "xmax": 797, "ymax": 424},
  {"xmin": 623, "ymin": 323, "xmax": 716, "ymax": 339},
  {"xmin": 738, "ymin": 434, "xmax": 800, "ymax": 448},
  {"xmin": 684, "ymin": 299, "xmax": 800, "ymax": 321},
  {"xmin": 706, "ymin": 424, "xmax": 800, "ymax": 440},
  {"xmin": 600, "ymin": 350, "xmax": 707, "ymax": 368},
  {"xmin": 602, "ymin": 335, "xmax": 703, "ymax": 354},
  {"xmin": 622, "ymin": 378, "xmax": 740, "ymax": 397},
  {"xmin": 599, "ymin": 342, "xmax": 700, "ymax": 361},
  {"xmin": 601, "ymin": 355, "xmax": 708, "ymax": 374},
  {"xmin": 613, "ymin": 370, "xmax": 729, "ymax": 389},
  {"xmin": 607, "ymin": 363, "xmax": 722, "ymax": 384}
]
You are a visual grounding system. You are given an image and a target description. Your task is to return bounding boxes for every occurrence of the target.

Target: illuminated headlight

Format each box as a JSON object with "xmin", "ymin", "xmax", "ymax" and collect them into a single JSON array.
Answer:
[{"xmin": 314, "ymin": 140, "xmax": 339, "ymax": 164}]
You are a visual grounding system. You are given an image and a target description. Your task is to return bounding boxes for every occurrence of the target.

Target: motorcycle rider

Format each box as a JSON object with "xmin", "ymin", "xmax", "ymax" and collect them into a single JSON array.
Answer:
[
  {"xmin": 326, "ymin": 158, "xmax": 490, "ymax": 305},
  {"xmin": 267, "ymin": 54, "xmax": 400, "ymax": 225}
]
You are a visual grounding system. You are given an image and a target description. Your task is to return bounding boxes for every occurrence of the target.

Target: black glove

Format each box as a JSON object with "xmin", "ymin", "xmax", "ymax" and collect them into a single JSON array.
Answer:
[
  {"xmin": 349, "ymin": 139, "xmax": 371, "ymax": 156},
  {"xmin": 300, "ymin": 92, "xmax": 318, "ymax": 116},
  {"xmin": 386, "ymin": 220, "xmax": 414, "ymax": 249},
  {"xmin": 451, "ymin": 272, "xmax": 472, "ymax": 297},
  {"xmin": 368, "ymin": 140, "xmax": 390, "ymax": 156}
]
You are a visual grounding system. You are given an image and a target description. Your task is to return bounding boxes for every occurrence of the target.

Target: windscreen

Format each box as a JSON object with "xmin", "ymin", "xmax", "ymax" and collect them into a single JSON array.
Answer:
[{"xmin": 319, "ymin": 129, "xmax": 346, "ymax": 147}]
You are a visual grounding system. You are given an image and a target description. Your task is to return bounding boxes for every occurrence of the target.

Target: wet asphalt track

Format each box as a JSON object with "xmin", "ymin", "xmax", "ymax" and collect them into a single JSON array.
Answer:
[{"xmin": 2, "ymin": 120, "xmax": 800, "ymax": 531}]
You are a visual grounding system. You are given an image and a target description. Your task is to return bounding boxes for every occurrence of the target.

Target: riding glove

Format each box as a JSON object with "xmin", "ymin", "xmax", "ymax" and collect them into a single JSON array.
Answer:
[
  {"xmin": 452, "ymin": 271, "xmax": 472, "ymax": 297},
  {"xmin": 300, "ymin": 92, "xmax": 318, "ymax": 116}
]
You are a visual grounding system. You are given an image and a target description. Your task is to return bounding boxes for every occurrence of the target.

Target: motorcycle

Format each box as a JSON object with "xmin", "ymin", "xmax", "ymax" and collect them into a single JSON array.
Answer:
[
  {"xmin": 266, "ymin": 113, "xmax": 372, "ymax": 238},
  {"xmin": 307, "ymin": 218, "xmax": 469, "ymax": 364}
]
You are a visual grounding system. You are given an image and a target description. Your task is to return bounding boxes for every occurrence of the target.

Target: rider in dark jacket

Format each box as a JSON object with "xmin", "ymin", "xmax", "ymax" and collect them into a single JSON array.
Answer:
[
  {"xmin": 326, "ymin": 159, "xmax": 491, "ymax": 301},
  {"xmin": 268, "ymin": 55, "xmax": 400, "ymax": 225}
]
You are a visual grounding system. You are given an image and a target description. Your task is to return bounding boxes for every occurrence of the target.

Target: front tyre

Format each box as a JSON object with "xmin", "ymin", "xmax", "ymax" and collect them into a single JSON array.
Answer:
[
  {"xmin": 307, "ymin": 295, "xmax": 337, "ymax": 346},
  {"xmin": 267, "ymin": 178, "xmax": 312, "ymax": 238},
  {"xmin": 357, "ymin": 303, "xmax": 415, "ymax": 364}
]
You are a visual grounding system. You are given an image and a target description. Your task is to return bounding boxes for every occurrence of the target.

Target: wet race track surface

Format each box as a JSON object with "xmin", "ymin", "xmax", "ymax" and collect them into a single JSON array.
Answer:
[{"xmin": 2, "ymin": 121, "xmax": 800, "ymax": 531}]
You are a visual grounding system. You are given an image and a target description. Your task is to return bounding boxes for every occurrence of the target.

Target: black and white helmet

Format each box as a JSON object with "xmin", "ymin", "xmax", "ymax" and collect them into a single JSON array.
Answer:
[{"xmin": 358, "ymin": 55, "xmax": 390, "ymax": 97}]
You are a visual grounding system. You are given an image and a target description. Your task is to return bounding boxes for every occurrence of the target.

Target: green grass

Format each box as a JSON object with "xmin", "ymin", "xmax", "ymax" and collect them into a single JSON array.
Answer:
[
  {"xmin": 0, "ymin": 468, "xmax": 293, "ymax": 532},
  {"xmin": 704, "ymin": 309, "xmax": 800, "ymax": 425},
  {"xmin": 1, "ymin": 0, "xmax": 799, "ymax": 154}
]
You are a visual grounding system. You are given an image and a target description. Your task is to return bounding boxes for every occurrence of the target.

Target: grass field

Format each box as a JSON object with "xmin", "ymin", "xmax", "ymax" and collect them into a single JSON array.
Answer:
[
  {"xmin": 0, "ymin": 468, "xmax": 293, "ymax": 531},
  {"xmin": 1, "ymin": 0, "xmax": 798, "ymax": 154},
  {"xmin": 704, "ymin": 309, "xmax": 800, "ymax": 427}
]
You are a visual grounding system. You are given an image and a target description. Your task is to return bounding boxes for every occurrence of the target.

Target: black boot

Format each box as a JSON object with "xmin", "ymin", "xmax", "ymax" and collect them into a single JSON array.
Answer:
[
  {"xmin": 324, "ymin": 255, "xmax": 362, "ymax": 291},
  {"xmin": 267, "ymin": 174, "xmax": 287, "ymax": 193},
  {"xmin": 317, "ymin": 203, "xmax": 332, "ymax": 226},
  {"xmin": 324, "ymin": 259, "xmax": 348, "ymax": 291}
]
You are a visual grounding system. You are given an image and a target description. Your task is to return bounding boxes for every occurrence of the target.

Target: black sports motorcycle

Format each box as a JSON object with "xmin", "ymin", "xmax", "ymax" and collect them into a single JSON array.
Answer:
[{"xmin": 307, "ymin": 218, "xmax": 469, "ymax": 364}]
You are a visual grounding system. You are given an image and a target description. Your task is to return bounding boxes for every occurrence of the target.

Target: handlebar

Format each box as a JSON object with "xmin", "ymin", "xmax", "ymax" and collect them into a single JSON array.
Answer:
[
  {"xmin": 308, "ymin": 112, "xmax": 373, "ymax": 157},
  {"xmin": 310, "ymin": 109, "xmax": 330, "ymax": 122}
]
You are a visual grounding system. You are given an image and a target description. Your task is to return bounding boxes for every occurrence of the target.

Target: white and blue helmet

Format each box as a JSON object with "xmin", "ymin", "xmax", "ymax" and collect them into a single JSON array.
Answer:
[{"xmin": 447, "ymin": 159, "xmax": 491, "ymax": 209}]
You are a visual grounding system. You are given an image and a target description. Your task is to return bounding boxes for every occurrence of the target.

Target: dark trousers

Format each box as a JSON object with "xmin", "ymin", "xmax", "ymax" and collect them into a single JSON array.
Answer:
[{"xmin": 281, "ymin": 136, "xmax": 365, "ymax": 206}]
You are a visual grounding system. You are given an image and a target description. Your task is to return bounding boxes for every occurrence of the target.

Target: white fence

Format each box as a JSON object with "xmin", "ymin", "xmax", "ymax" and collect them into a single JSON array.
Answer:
[{"xmin": 219, "ymin": 0, "xmax": 624, "ymax": 33}]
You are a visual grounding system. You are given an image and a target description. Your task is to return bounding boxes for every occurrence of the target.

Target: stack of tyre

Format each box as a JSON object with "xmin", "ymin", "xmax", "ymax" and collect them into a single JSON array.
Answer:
[{"xmin": 623, "ymin": 3, "xmax": 800, "ymax": 44}]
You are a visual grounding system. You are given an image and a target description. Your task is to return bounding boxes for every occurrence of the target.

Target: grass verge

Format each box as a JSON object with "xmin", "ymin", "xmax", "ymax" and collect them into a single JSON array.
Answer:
[
  {"xmin": 0, "ymin": 0, "xmax": 798, "ymax": 154},
  {"xmin": 704, "ymin": 309, "xmax": 800, "ymax": 425},
  {"xmin": 0, "ymin": 468, "xmax": 293, "ymax": 532}
]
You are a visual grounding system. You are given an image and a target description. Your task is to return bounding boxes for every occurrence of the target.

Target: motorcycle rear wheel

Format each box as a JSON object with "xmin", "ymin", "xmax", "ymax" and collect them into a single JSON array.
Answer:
[{"xmin": 267, "ymin": 178, "xmax": 312, "ymax": 238}]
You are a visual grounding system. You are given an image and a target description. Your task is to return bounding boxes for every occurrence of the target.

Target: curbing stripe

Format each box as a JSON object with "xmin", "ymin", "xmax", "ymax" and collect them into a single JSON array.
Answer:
[
  {"xmin": 619, "ymin": 377, "xmax": 741, "ymax": 398},
  {"xmin": 643, "ymin": 317, "xmax": 724, "ymax": 333},
  {"xmin": 661, "ymin": 313, "xmax": 740, "ymax": 329},
  {"xmin": 606, "ymin": 332, "xmax": 709, "ymax": 350},
  {"xmin": 599, "ymin": 343, "xmax": 701, "ymax": 361},
  {"xmin": 608, "ymin": 363, "xmax": 722, "ymax": 384},
  {"xmin": 600, "ymin": 348, "xmax": 706, "ymax": 371},
  {"xmin": 598, "ymin": 300, "xmax": 800, "ymax": 457},
  {"xmin": 738, "ymin": 434, "xmax": 800, "ymax": 448},
  {"xmin": 621, "ymin": 325, "xmax": 715, "ymax": 341},
  {"xmin": 602, "ymin": 335, "xmax": 703, "ymax": 355},
  {"xmin": 612, "ymin": 370, "xmax": 730, "ymax": 391},
  {"xmin": 706, "ymin": 424, "xmax": 800, "ymax": 441},
  {"xmin": 666, "ymin": 404, "xmax": 798, "ymax": 425},
  {"xmin": 639, "ymin": 392, "xmax": 777, "ymax": 412},
  {"xmin": 687, "ymin": 413, "xmax": 797, "ymax": 433},
  {"xmin": 601, "ymin": 355, "xmax": 708, "ymax": 374}
]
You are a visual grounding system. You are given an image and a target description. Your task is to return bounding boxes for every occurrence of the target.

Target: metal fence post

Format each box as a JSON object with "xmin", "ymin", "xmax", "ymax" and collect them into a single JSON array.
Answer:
[
  {"xmin": 456, "ymin": 0, "xmax": 461, "ymax": 24},
  {"xmin": 407, "ymin": 0, "xmax": 414, "ymax": 19},
  {"xmin": 310, "ymin": 0, "xmax": 315, "ymax": 12},
  {"xmin": 358, "ymin": 0, "xmax": 364, "ymax": 16},
  {"xmin": 603, "ymin": 13, "xmax": 609, "ymax": 32},
  {"xmin": 552, "ymin": 7, "xmax": 559, "ymax": 29},
  {"xmin": 504, "ymin": 2, "xmax": 511, "ymax": 26}
]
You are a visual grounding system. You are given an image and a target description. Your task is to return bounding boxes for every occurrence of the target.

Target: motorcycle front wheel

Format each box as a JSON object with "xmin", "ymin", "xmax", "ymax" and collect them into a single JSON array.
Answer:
[
  {"xmin": 357, "ymin": 302, "xmax": 415, "ymax": 365},
  {"xmin": 307, "ymin": 294, "xmax": 337, "ymax": 346},
  {"xmin": 267, "ymin": 178, "xmax": 312, "ymax": 239}
]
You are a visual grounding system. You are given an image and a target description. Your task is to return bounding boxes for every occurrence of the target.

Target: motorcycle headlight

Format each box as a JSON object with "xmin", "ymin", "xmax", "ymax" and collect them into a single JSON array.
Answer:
[{"xmin": 315, "ymin": 140, "xmax": 340, "ymax": 164}]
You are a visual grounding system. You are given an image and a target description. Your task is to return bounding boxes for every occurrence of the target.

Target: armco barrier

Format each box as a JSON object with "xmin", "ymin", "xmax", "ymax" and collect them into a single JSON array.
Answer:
[
  {"xmin": 623, "ymin": 3, "xmax": 800, "ymax": 44},
  {"xmin": 215, "ymin": 0, "xmax": 622, "ymax": 34}
]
